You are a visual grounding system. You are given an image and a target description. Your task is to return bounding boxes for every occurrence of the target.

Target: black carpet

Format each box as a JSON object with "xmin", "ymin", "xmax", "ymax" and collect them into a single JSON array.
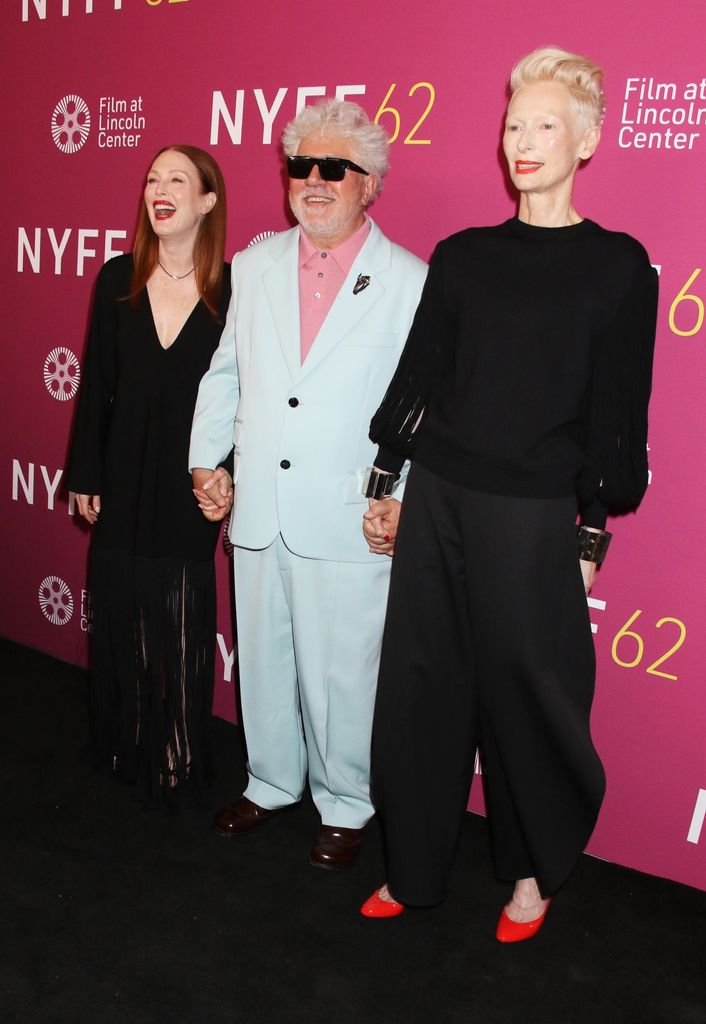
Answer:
[{"xmin": 2, "ymin": 636, "xmax": 705, "ymax": 1024}]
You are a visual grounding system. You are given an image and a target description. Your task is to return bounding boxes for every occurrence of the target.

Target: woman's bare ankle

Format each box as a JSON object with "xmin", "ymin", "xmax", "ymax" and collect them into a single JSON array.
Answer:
[
  {"xmin": 505, "ymin": 877, "xmax": 549, "ymax": 923},
  {"xmin": 378, "ymin": 883, "xmax": 397, "ymax": 903}
]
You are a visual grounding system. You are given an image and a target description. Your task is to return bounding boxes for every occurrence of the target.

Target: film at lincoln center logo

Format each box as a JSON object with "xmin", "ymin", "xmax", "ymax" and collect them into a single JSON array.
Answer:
[
  {"xmin": 44, "ymin": 347, "xmax": 80, "ymax": 401},
  {"xmin": 51, "ymin": 95, "xmax": 91, "ymax": 154},
  {"xmin": 38, "ymin": 576, "xmax": 74, "ymax": 626}
]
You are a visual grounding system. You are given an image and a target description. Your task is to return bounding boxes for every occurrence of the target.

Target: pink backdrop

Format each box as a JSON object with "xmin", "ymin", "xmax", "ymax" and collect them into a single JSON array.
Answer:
[{"xmin": 3, "ymin": 0, "xmax": 705, "ymax": 890}]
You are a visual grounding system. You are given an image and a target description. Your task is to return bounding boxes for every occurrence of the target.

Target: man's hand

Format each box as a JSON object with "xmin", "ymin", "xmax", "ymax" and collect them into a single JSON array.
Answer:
[
  {"xmin": 75, "ymin": 494, "xmax": 100, "ymax": 525},
  {"xmin": 192, "ymin": 467, "xmax": 233, "ymax": 522},
  {"xmin": 363, "ymin": 497, "xmax": 401, "ymax": 556}
]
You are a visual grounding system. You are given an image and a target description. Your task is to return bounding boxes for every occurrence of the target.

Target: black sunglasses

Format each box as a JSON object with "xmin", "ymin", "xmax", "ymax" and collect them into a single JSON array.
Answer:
[{"xmin": 287, "ymin": 155, "xmax": 369, "ymax": 181}]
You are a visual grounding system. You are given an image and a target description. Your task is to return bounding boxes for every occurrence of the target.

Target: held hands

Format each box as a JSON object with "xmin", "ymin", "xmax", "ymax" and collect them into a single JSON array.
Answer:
[
  {"xmin": 192, "ymin": 467, "xmax": 233, "ymax": 522},
  {"xmin": 75, "ymin": 494, "xmax": 100, "ymax": 525},
  {"xmin": 363, "ymin": 497, "xmax": 401, "ymax": 556}
]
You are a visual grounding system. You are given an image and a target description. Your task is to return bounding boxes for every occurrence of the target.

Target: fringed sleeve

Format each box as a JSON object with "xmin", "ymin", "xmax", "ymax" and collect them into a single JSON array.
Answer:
[
  {"xmin": 370, "ymin": 242, "xmax": 456, "ymax": 472},
  {"xmin": 583, "ymin": 258, "xmax": 658, "ymax": 515}
]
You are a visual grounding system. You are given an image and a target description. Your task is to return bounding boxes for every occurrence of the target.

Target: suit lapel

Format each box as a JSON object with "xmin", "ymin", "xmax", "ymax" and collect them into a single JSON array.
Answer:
[
  {"xmin": 262, "ymin": 228, "xmax": 301, "ymax": 382},
  {"xmin": 298, "ymin": 220, "xmax": 392, "ymax": 378}
]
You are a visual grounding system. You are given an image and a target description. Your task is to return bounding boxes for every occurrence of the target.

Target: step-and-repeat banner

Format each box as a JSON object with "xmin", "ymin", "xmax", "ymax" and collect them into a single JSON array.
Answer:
[{"xmin": 3, "ymin": 0, "xmax": 705, "ymax": 890}]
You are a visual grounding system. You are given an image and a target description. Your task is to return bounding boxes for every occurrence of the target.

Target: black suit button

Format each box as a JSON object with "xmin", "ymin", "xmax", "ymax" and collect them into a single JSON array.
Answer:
[
  {"xmin": 280, "ymin": 459, "xmax": 291, "ymax": 469},
  {"xmin": 288, "ymin": 397, "xmax": 299, "ymax": 407}
]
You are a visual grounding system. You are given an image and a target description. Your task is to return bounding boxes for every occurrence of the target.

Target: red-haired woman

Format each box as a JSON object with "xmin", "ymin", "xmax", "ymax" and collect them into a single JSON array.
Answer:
[{"xmin": 68, "ymin": 145, "xmax": 231, "ymax": 804}]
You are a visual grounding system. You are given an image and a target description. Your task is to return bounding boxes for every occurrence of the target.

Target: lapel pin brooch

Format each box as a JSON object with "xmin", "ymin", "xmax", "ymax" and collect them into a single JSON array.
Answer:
[{"xmin": 353, "ymin": 274, "xmax": 370, "ymax": 295}]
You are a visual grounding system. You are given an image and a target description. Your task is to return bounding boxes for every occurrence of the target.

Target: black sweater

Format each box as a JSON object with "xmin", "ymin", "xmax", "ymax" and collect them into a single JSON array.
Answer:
[{"xmin": 371, "ymin": 217, "xmax": 658, "ymax": 528}]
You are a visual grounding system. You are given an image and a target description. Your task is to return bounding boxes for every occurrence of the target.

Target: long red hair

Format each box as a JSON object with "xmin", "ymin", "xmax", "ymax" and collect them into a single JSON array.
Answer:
[{"xmin": 130, "ymin": 144, "xmax": 227, "ymax": 320}]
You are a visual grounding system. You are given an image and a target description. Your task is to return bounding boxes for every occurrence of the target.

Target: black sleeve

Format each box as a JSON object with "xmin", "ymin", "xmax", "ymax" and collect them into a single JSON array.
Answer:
[
  {"xmin": 579, "ymin": 493, "xmax": 609, "ymax": 531},
  {"xmin": 370, "ymin": 241, "xmax": 457, "ymax": 472},
  {"xmin": 66, "ymin": 262, "xmax": 121, "ymax": 495},
  {"xmin": 583, "ymin": 258, "xmax": 659, "ymax": 516}
]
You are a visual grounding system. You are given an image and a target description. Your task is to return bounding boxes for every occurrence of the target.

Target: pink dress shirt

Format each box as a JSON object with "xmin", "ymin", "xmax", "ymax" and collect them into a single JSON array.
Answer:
[{"xmin": 298, "ymin": 217, "xmax": 371, "ymax": 363}]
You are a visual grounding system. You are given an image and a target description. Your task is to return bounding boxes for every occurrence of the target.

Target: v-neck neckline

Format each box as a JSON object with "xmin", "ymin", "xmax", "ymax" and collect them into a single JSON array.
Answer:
[{"xmin": 144, "ymin": 287, "xmax": 201, "ymax": 351}]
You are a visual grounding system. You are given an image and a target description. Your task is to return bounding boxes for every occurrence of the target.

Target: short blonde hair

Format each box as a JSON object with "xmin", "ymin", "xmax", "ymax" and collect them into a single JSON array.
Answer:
[{"xmin": 509, "ymin": 46, "xmax": 605, "ymax": 132}]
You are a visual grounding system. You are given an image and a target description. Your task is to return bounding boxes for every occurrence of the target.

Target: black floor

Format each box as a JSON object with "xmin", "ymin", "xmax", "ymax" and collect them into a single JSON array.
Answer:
[{"xmin": 2, "ymin": 636, "xmax": 705, "ymax": 1024}]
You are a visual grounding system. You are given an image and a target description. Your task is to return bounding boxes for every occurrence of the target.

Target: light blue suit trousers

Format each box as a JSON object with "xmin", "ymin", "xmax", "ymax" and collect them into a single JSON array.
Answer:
[{"xmin": 237, "ymin": 536, "xmax": 391, "ymax": 828}]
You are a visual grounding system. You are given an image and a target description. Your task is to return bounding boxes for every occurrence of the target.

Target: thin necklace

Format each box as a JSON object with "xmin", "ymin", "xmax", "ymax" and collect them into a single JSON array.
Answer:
[{"xmin": 158, "ymin": 260, "xmax": 195, "ymax": 281}]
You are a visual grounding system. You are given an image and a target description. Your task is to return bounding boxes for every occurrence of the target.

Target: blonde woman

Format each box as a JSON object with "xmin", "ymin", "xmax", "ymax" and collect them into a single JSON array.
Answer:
[{"xmin": 361, "ymin": 48, "xmax": 658, "ymax": 939}]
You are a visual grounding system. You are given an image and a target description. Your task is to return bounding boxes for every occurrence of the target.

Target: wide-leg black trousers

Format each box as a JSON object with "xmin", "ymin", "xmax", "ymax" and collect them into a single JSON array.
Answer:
[{"xmin": 371, "ymin": 463, "xmax": 606, "ymax": 905}]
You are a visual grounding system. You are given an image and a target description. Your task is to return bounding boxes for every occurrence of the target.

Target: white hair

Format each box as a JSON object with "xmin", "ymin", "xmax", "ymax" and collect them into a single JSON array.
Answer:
[
  {"xmin": 510, "ymin": 46, "xmax": 606, "ymax": 132},
  {"xmin": 281, "ymin": 99, "xmax": 390, "ymax": 199}
]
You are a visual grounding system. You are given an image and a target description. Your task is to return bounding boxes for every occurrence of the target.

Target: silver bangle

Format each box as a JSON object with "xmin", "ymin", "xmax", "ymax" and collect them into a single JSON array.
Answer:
[
  {"xmin": 363, "ymin": 467, "xmax": 400, "ymax": 500},
  {"xmin": 577, "ymin": 526, "xmax": 612, "ymax": 564}
]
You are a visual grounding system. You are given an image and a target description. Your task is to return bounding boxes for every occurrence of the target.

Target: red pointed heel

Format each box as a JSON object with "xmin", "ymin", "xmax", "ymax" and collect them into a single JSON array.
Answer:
[
  {"xmin": 360, "ymin": 887, "xmax": 405, "ymax": 918},
  {"xmin": 496, "ymin": 898, "xmax": 551, "ymax": 942}
]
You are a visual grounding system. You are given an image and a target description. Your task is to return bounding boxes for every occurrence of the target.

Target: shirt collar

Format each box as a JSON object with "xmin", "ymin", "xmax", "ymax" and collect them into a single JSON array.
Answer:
[{"xmin": 298, "ymin": 216, "xmax": 371, "ymax": 270}]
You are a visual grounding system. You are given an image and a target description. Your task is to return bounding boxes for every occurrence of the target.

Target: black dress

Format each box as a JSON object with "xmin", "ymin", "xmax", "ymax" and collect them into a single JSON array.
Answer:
[{"xmin": 67, "ymin": 254, "xmax": 231, "ymax": 802}]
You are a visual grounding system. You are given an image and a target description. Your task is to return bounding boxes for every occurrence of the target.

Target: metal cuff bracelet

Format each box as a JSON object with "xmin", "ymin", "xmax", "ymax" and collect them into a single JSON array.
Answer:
[
  {"xmin": 363, "ymin": 468, "xmax": 400, "ymax": 500},
  {"xmin": 576, "ymin": 526, "xmax": 612, "ymax": 564}
]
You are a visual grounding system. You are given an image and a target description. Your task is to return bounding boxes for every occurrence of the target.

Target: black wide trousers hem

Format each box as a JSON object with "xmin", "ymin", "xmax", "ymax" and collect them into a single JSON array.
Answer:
[{"xmin": 371, "ymin": 463, "xmax": 606, "ymax": 906}]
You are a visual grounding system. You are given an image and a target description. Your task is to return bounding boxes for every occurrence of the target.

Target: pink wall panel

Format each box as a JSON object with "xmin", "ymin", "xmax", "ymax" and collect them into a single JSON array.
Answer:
[{"xmin": 2, "ymin": 0, "xmax": 704, "ymax": 889}]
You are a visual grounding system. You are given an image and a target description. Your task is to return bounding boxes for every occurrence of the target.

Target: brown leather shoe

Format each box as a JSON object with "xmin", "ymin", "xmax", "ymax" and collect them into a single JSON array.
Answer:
[
  {"xmin": 310, "ymin": 825, "xmax": 362, "ymax": 870},
  {"xmin": 213, "ymin": 796, "xmax": 281, "ymax": 837}
]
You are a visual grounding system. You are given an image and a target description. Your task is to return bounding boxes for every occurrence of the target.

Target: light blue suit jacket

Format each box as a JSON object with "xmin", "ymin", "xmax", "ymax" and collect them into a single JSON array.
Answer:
[{"xmin": 189, "ymin": 218, "xmax": 427, "ymax": 563}]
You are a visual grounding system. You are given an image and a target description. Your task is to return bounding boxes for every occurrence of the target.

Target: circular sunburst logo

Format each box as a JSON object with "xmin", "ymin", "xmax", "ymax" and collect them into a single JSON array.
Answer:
[
  {"xmin": 247, "ymin": 231, "xmax": 278, "ymax": 248},
  {"xmin": 43, "ymin": 347, "xmax": 80, "ymax": 401},
  {"xmin": 38, "ymin": 576, "xmax": 74, "ymax": 626},
  {"xmin": 51, "ymin": 95, "xmax": 91, "ymax": 154}
]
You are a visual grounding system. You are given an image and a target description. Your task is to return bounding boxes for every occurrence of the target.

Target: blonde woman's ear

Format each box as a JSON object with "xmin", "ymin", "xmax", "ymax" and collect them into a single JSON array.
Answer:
[{"xmin": 580, "ymin": 125, "xmax": 601, "ymax": 161}]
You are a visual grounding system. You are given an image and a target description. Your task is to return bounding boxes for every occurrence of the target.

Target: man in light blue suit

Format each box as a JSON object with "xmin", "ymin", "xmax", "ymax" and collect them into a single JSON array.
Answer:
[{"xmin": 189, "ymin": 99, "xmax": 426, "ymax": 868}]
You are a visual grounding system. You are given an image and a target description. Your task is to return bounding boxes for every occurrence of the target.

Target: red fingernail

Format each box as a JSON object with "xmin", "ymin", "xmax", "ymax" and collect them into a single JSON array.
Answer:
[{"xmin": 384, "ymin": 535, "xmax": 391, "ymax": 542}]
